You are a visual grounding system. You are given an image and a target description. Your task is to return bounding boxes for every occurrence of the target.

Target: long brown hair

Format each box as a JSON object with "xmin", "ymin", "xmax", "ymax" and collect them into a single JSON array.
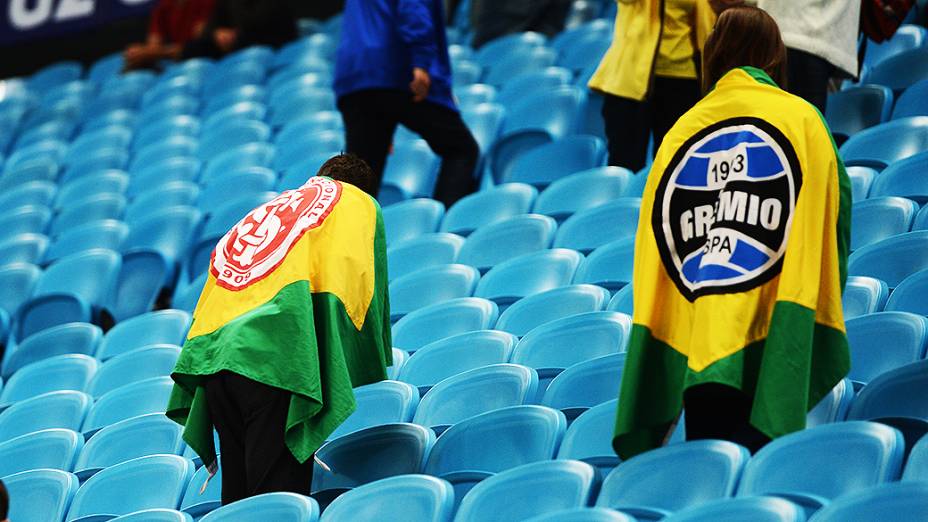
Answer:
[{"xmin": 702, "ymin": 6, "xmax": 787, "ymax": 92}]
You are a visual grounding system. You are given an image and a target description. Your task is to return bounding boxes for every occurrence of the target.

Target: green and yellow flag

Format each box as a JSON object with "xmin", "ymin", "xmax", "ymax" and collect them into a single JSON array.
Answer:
[
  {"xmin": 614, "ymin": 67, "xmax": 852, "ymax": 458},
  {"xmin": 166, "ymin": 176, "xmax": 392, "ymax": 469}
]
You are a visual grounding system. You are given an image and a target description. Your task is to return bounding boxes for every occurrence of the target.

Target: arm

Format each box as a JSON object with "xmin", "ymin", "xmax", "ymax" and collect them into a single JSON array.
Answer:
[{"xmin": 397, "ymin": 0, "xmax": 440, "ymax": 101}]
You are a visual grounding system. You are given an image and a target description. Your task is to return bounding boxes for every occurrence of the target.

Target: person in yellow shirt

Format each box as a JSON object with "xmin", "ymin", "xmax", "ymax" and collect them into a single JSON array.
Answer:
[{"xmin": 589, "ymin": 0, "xmax": 716, "ymax": 172}]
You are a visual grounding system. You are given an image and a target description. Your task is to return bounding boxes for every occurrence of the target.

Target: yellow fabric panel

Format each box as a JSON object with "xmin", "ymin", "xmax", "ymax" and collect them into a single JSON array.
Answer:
[
  {"xmin": 654, "ymin": 0, "xmax": 698, "ymax": 79},
  {"xmin": 188, "ymin": 182, "xmax": 377, "ymax": 338},
  {"xmin": 633, "ymin": 68, "xmax": 846, "ymax": 372}
]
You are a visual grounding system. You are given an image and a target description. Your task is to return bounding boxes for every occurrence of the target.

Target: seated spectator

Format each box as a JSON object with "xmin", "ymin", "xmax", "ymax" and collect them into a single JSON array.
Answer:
[
  {"xmin": 182, "ymin": 0, "xmax": 299, "ymax": 59},
  {"xmin": 123, "ymin": 0, "xmax": 216, "ymax": 70}
]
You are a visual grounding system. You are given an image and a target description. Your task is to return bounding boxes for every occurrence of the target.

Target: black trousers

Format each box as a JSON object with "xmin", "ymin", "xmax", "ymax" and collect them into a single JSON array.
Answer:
[
  {"xmin": 338, "ymin": 89, "xmax": 480, "ymax": 207},
  {"xmin": 786, "ymin": 48, "xmax": 835, "ymax": 115},
  {"xmin": 471, "ymin": 0, "xmax": 572, "ymax": 48},
  {"xmin": 601, "ymin": 76, "xmax": 700, "ymax": 173},
  {"xmin": 684, "ymin": 383, "xmax": 771, "ymax": 454},
  {"xmin": 205, "ymin": 371, "xmax": 314, "ymax": 505}
]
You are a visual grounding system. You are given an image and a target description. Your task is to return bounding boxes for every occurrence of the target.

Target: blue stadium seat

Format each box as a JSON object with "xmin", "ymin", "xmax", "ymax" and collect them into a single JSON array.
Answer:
[
  {"xmin": 534, "ymin": 167, "xmax": 633, "ymax": 223},
  {"xmin": 456, "ymin": 84, "xmax": 497, "ymax": 109},
  {"xmin": 383, "ymin": 198, "xmax": 446, "ymax": 245},
  {"xmin": 525, "ymin": 508, "xmax": 634, "ymax": 522},
  {"xmin": 15, "ymin": 249, "xmax": 121, "ymax": 340},
  {"xmin": 128, "ymin": 158, "xmax": 201, "ymax": 197},
  {"xmin": 553, "ymin": 198, "xmax": 640, "ymax": 254},
  {"xmin": 88, "ymin": 345, "xmax": 179, "ymax": 398},
  {"xmin": 452, "ymin": 60, "xmax": 482, "ymax": 86},
  {"xmin": 124, "ymin": 206, "xmax": 202, "ymax": 275},
  {"xmin": 274, "ymin": 112, "xmax": 343, "ymax": 148},
  {"xmin": 198, "ymin": 120, "xmax": 271, "ymax": 161},
  {"xmin": 557, "ymin": 399, "xmax": 620, "ymax": 476},
  {"xmin": 847, "ymin": 166, "xmax": 873, "ymax": 201},
  {"xmin": 397, "ymin": 330, "xmax": 515, "ymax": 393},
  {"xmin": 825, "ymin": 85, "xmax": 893, "ymax": 143},
  {"xmin": 905, "ymin": 433, "xmax": 928, "ymax": 481},
  {"xmin": 67, "ymin": 125, "xmax": 132, "ymax": 158},
  {"xmin": 441, "ymin": 183, "xmax": 537, "ymax": 236},
  {"xmin": 272, "ymin": 128, "xmax": 341, "ymax": 173},
  {"xmin": 111, "ymin": 510, "xmax": 193, "ymax": 522},
  {"xmin": 270, "ymin": 89, "xmax": 338, "ymax": 129},
  {"xmin": 277, "ymin": 152, "xmax": 337, "ymax": 191},
  {"xmin": 455, "ymin": 460, "xmax": 598, "ymax": 522},
  {"xmin": 413, "ymin": 364, "xmax": 537, "ymax": 434},
  {"xmin": 843, "ymin": 276, "xmax": 889, "ymax": 318},
  {"xmin": 132, "ymin": 115, "xmax": 200, "ymax": 153},
  {"xmin": 199, "ymin": 492, "xmax": 319, "ymax": 522},
  {"xmin": 0, "ymin": 390, "xmax": 91, "ymax": 443},
  {"xmin": 461, "ymin": 102, "xmax": 505, "ymax": 154},
  {"xmin": 869, "ymin": 151, "xmax": 928, "ymax": 202},
  {"xmin": 807, "ymin": 379, "xmax": 855, "ymax": 428},
  {"xmin": 886, "ymin": 268, "xmax": 928, "ymax": 315},
  {"xmin": 846, "ymin": 312, "xmax": 928, "ymax": 387},
  {"xmin": 389, "ymin": 264, "xmax": 480, "ymax": 321},
  {"xmin": 131, "ymin": 136, "xmax": 199, "ymax": 173},
  {"xmin": 475, "ymin": 249, "xmax": 583, "ymax": 307},
  {"xmin": 81, "ymin": 377, "xmax": 175, "ymax": 435},
  {"xmin": 0, "ymin": 181, "xmax": 56, "ymax": 213},
  {"xmin": 172, "ymin": 273, "xmax": 206, "ymax": 312},
  {"xmin": 55, "ymin": 170, "xmax": 129, "ymax": 209},
  {"xmin": 202, "ymin": 85, "xmax": 266, "ymax": 117},
  {"xmin": 50, "ymin": 194, "xmax": 127, "ymax": 237},
  {"xmin": 504, "ymin": 136, "xmax": 606, "ymax": 187},
  {"xmin": 483, "ymin": 47, "xmax": 557, "ymax": 87},
  {"xmin": 380, "ymin": 140, "xmax": 441, "ymax": 205},
  {"xmin": 0, "ymin": 354, "xmax": 97, "ymax": 408},
  {"xmin": 329, "ymin": 380, "xmax": 420, "ymax": 440},
  {"xmin": 66, "ymin": 455, "xmax": 193, "ymax": 522},
  {"xmin": 864, "ymin": 24, "xmax": 928, "ymax": 67},
  {"xmin": 28, "ymin": 61, "xmax": 83, "ymax": 93},
  {"xmin": 848, "ymin": 360, "xmax": 928, "ymax": 449},
  {"xmin": 0, "ymin": 158, "xmax": 59, "ymax": 190},
  {"xmin": 495, "ymin": 67, "xmax": 573, "ymax": 107},
  {"xmin": 110, "ymin": 250, "xmax": 172, "ymax": 321},
  {"xmin": 0, "ymin": 262, "xmax": 40, "ymax": 316},
  {"xmin": 573, "ymin": 238, "xmax": 635, "ymax": 292},
  {"xmin": 6, "ymin": 140, "xmax": 66, "ymax": 172},
  {"xmin": 423, "ymin": 405, "xmax": 566, "ymax": 502},
  {"xmin": 542, "ymin": 354, "xmax": 625, "ymax": 420},
  {"xmin": 392, "ymin": 297, "xmax": 499, "ymax": 352},
  {"xmin": 496, "ymin": 284, "xmax": 610, "ymax": 337},
  {"xmin": 607, "ymin": 284, "xmax": 633, "ymax": 315},
  {"xmin": 197, "ymin": 167, "xmax": 276, "ymax": 213},
  {"xmin": 97, "ymin": 309, "xmax": 190, "ymax": 361},
  {"xmin": 0, "ymin": 428, "xmax": 83, "ymax": 477},
  {"xmin": 43, "ymin": 220, "xmax": 128, "ymax": 265},
  {"xmin": 916, "ymin": 205, "xmax": 928, "ymax": 231},
  {"xmin": 737, "ymin": 422, "xmax": 904, "ymax": 512},
  {"xmin": 865, "ymin": 47, "xmax": 928, "ymax": 92},
  {"xmin": 476, "ymin": 32, "xmax": 546, "ymax": 65},
  {"xmin": 313, "ymin": 423, "xmax": 435, "ymax": 497},
  {"xmin": 321, "ymin": 474, "xmax": 453, "ymax": 522},
  {"xmin": 512, "ymin": 311, "xmax": 630, "ymax": 389},
  {"xmin": 810, "ymin": 482, "xmax": 928, "ymax": 522},
  {"xmin": 2, "ymin": 323, "xmax": 100, "ymax": 380},
  {"xmin": 74, "ymin": 413, "xmax": 185, "ymax": 481},
  {"xmin": 0, "ymin": 234, "xmax": 49, "ymax": 266},
  {"xmin": 201, "ymin": 102, "xmax": 267, "ymax": 133},
  {"xmin": 596, "ymin": 440, "xmax": 749, "ymax": 518},
  {"xmin": 848, "ymin": 231, "xmax": 928, "ymax": 287},
  {"xmin": 3, "ymin": 469, "xmax": 78, "ymax": 522},
  {"xmin": 839, "ymin": 116, "xmax": 928, "ymax": 169},
  {"xmin": 16, "ymin": 121, "xmax": 74, "ymax": 150},
  {"xmin": 893, "ymin": 79, "xmax": 928, "ymax": 119},
  {"xmin": 84, "ymin": 109, "xmax": 137, "ymax": 135},
  {"xmin": 851, "ymin": 197, "xmax": 918, "ymax": 251},
  {"xmin": 457, "ymin": 214, "xmax": 557, "ymax": 273},
  {"xmin": 661, "ymin": 497, "xmax": 805, "ymax": 522},
  {"xmin": 387, "ymin": 348, "xmax": 408, "ymax": 380},
  {"xmin": 60, "ymin": 150, "xmax": 129, "ymax": 184},
  {"xmin": 0, "ymin": 205, "xmax": 51, "ymax": 236},
  {"xmin": 179, "ymin": 458, "xmax": 222, "ymax": 518}
]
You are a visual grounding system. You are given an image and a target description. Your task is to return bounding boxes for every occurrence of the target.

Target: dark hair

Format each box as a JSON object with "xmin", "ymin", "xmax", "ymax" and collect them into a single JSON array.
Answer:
[
  {"xmin": 702, "ymin": 6, "xmax": 787, "ymax": 92},
  {"xmin": 315, "ymin": 153, "xmax": 375, "ymax": 194},
  {"xmin": 0, "ymin": 479, "xmax": 8, "ymax": 520}
]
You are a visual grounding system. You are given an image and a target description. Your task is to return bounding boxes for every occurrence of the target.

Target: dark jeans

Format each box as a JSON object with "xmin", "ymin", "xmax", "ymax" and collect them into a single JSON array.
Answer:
[
  {"xmin": 601, "ymin": 76, "xmax": 700, "ymax": 172},
  {"xmin": 786, "ymin": 48, "xmax": 835, "ymax": 114},
  {"xmin": 206, "ymin": 371, "xmax": 314, "ymax": 505},
  {"xmin": 471, "ymin": 0, "xmax": 572, "ymax": 48},
  {"xmin": 338, "ymin": 89, "xmax": 480, "ymax": 207},
  {"xmin": 684, "ymin": 383, "xmax": 771, "ymax": 454}
]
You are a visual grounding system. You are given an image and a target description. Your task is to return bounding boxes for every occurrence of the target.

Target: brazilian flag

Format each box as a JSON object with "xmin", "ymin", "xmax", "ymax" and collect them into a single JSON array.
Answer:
[
  {"xmin": 166, "ymin": 177, "xmax": 392, "ymax": 469},
  {"xmin": 614, "ymin": 67, "xmax": 851, "ymax": 458}
]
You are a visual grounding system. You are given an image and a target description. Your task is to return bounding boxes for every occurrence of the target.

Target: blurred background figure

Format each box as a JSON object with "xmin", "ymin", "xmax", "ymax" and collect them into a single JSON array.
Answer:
[
  {"xmin": 589, "ymin": 0, "xmax": 716, "ymax": 172},
  {"xmin": 0, "ymin": 480, "xmax": 7, "ymax": 522},
  {"xmin": 469, "ymin": 0, "xmax": 573, "ymax": 48},
  {"xmin": 181, "ymin": 0, "xmax": 299, "ymax": 59},
  {"xmin": 124, "ymin": 0, "xmax": 216, "ymax": 70},
  {"xmin": 335, "ymin": 0, "xmax": 480, "ymax": 207}
]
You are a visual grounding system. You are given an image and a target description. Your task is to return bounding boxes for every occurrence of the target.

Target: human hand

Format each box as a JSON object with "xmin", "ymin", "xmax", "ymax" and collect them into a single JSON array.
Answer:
[
  {"xmin": 214, "ymin": 28, "xmax": 238, "ymax": 52},
  {"xmin": 410, "ymin": 67, "xmax": 431, "ymax": 102},
  {"xmin": 124, "ymin": 44, "xmax": 154, "ymax": 67}
]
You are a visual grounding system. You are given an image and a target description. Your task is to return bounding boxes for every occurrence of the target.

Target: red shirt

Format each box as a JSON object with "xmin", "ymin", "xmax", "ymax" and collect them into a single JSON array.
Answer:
[{"xmin": 149, "ymin": 0, "xmax": 217, "ymax": 45}]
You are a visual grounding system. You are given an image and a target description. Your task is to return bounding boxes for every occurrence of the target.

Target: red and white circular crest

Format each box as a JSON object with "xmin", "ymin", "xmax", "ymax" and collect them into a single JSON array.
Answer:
[{"xmin": 211, "ymin": 177, "xmax": 342, "ymax": 290}]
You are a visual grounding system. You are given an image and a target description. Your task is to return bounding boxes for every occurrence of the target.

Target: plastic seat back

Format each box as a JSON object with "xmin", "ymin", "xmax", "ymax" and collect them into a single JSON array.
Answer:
[
  {"xmin": 328, "ymin": 381, "xmax": 420, "ymax": 440},
  {"xmin": 839, "ymin": 116, "xmax": 928, "ymax": 169},
  {"xmin": 66, "ymin": 455, "xmax": 193, "ymax": 521},
  {"xmin": 0, "ymin": 390, "xmax": 92, "ymax": 443},
  {"xmin": 461, "ymin": 102, "xmax": 504, "ymax": 152},
  {"xmin": 0, "ymin": 354, "xmax": 97, "ymax": 406},
  {"xmin": 557, "ymin": 399, "xmax": 621, "ymax": 475},
  {"xmin": 32, "ymin": 248, "xmax": 121, "ymax": 307},
  {"xmin": 55, "ymin": 170, "xmax": 129, "ymax": 209},
  {"xmin": 870, "ymin": 151, "xmax": 928, "ymax": 203},
  {"xmin": 892, "ymin": 78, "xmax": 928, "ymax": 119},
  {"xmin": 50, "ymin": 194, "xmax": 127, "ymax": 237},
  {"xmin": 199, "ymin": 492, "xmax": 318, "ymax": 522},
  {"xmin": 848, "ymin": 231, "xmax": 928, "ymax": 287},
  {"xmin": 864, "ymin": 25, "xmax": 927, "ymax": 67},
  {"xmin": 455, "ymin": 460, "xmax": 597, "ymax": 522},
  {"xmin": 738, "ymin": 421, "xmax": 905, "ymax": 502},
  {"xmin": 110, "ymin": 509, "xmax": 194, "ymax": 522},
  {"xmin": 128, "ymin": 158, "xmax": 201, "ymax": 198},
  {"xmin": 180, "ymin": 459, "xmax": 222, "ymax": 517},
  {"xmin": 483, "ymin": 47, "xmax": 557, "ymax": 87},
  {"xmin": 0, "ymin": 262, "xmax": 41, "ymax": 315},
  {"xmin": 497, "ymin": 284, "xmax": 610, "ymax": 337},
  {"xmin": 382, "ymin": 198, "xmax": 446, "ymax": 246},
  {"xmin": 198, "ymin": 120, "xmax": 271, "ymax": 161},
  {"xmin": 553, "ymin": 198, "xmax": 640, "ymax": 254},
  {"xmin": 495, "ymin": 67, "xmax": 573, "ymax": 107},
  {"xmin": 98, "ymin": 309, "xmax": 191, "ymax": 360},
  {"xmin": 851, "ymin": 197, "xmax": 918, "ymax": 251},
  {"xmin": 504, "ymin": 136, "xmax": 606, "ymax": 187},
  {"xmin": 825, "ymin": 85, "xmax": 893, "ymax": 142},
  {"xmin": 843, "ymin": 276, "xmax": 889, "ymax": 318},
  {"xmin": 904, "ymin": 432, "xmax": 928, "ymax": 481},
  {"xmin": 502, "ymin": 86, "xmax": 586, "ymax": 140},
  {"xmin": 810, "ymin": 482, "xmax": 928, "ymax": 522},
  {"xmin": 380, "ymin": 141, "xmax": 441, "ymax": 203},
  {"xmin": 848, "ymin": 360, "xmax": 928, "ymax": 431},
  {"xmin": 887, "ymin": 268, "xmax": 928, "ymax": 315},
  {"xmin": 457, "ymin": 214, "xmax": 557, "ymax": 273},
  {"xmin": 0, "ymin": 234, "xmax": 49, "ymax": 266},
  {"xmin": 806, "ymin": 378, "xmax": 855, "ymax": 428},
  {"xmin": 110, "ymin": 250, "xmax": 173, "ymax": 321},
  {"xmin": 534, "ymin": 167, "xmax": 633, "ymax": 222},
  {"xmin": 606, "ymin": 284, "xmax": 633, "ymax": 315},
  {"xmin": 413, "ymin": 364, "xmax": 538, "ymax": 432},
  {"xmin": 525, "ymin": 508, "xmax": 634, "ymax": 522},
  {"xmin": 321, "ymin": 474, "xmax": 453, "ymax": 522},
  {"xmin": 82, "ymin": 377, "xmax": 175, "ymax": 434},
  {"xmin": 3, "ymin": 469, "xmax": 79, "ymax": 522},
  {"xmin": 313, "ymin": 423, "xmax": 435, "ymax": 493},
  {"xmin": 74, "ymin": 413, "xmax": 185, "ymax": 481},
  {"xmin": 474, "ymin": 249, "xmax": 582, "ymax": 307},
  {"xmin": 398, "ymin": 330, "xmax": 516, "ymax": 392},
  {"xmin": 441, "ymin": 183, "xmax": 537, "ymax": 236},
  {"xmin": 0, "ymin": 428, "xmax": 83, "ymax": 477},
  {"xmin": 389, "ymin": 264, "xmax": 480, "ymax": 321},
  {"xmin": 89, "ymin": 344, "xmax": 181, "ymax": 398},
  {"xmin": 573, "ymin": 238, "xmax": 635, "ymax": 292},
  {"xmin": 2, "ymin": 323, "xmax": 102, "ymax": 379},
  {"xmin": 124, "ymin": 206, "xmax": 202, "ymax": 266},
  {"xmin": 0, "ymin": 204, "xmax": 51, "ymax": 236},
  {"xmin": 392, "ymin": 297, "xmax": 499, "ymax": 352},
  {"xmin": 865, "ymin": 47, "xmax": 928, "ymax": 92},
  {"xmin": 542, "ymin": 354, "xmax": 625, "ymax": 419},
  {"xmin": 197, "ymin": 167, "xmax": 276, "ymax": 213},
  {"xmin": 661, "ymin": 497, "xmax": 805, "ymax": 522},
  {"xmin": 0, "ymin": 180, "xmax": 56, "ymax": 211},
  {"xmin": 387, "ymin": 233, "xmax": 464, "ymax": 281},
  {"xmin": 43, "ymin": 220, "xmax": 128, "ymax": 264},
  {"xmin": 847, "ymin": 312, "xmax": 928, "ymax": 386}
]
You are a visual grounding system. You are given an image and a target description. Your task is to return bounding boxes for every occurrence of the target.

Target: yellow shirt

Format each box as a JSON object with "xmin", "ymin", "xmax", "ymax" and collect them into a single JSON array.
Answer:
[{"xmin": 654, "ymin": 0, "xmax": 698, "ymax": 79}]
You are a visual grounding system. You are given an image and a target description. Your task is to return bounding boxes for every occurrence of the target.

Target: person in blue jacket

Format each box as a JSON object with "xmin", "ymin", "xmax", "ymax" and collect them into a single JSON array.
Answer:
[{"xmin": 335, "ymin": 0, "xmax": 480, "ymax": 207}]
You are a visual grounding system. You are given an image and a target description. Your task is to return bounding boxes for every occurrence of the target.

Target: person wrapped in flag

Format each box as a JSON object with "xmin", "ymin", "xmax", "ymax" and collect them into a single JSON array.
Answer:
[
  {"xmin": 614, "ymin": 6, "xmax": 851, "ymax": 458},
  {"xmin": 166, "ymin": 154, "xmax": 392, "ymax": 504}
]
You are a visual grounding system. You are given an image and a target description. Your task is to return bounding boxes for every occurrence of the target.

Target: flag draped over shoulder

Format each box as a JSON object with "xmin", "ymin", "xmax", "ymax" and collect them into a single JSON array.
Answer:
[
  {"xmin": 166, "ymin": 176, "xmax": 392, "ymax": 469},
  {"xmin": 614, "ymin": 67, "xmax": 852, "ymax": 459}
]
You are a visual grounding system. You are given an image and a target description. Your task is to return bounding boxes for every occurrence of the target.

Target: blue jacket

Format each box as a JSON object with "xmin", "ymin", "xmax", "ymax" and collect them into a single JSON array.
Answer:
[{"xmin": 334, "ymin": 0, "xmax": 457, "ymax": 111}]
